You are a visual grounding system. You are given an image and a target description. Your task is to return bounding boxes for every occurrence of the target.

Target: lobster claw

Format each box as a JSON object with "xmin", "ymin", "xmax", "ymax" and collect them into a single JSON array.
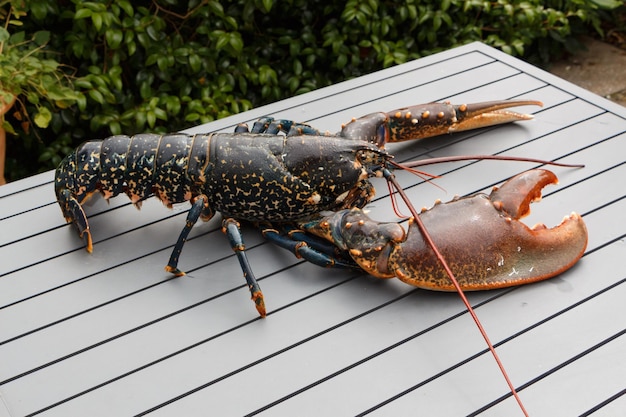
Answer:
[
  {"xmin": 340, "ymin": 100, "xmax": 543, "ymax": 147},
  {"xmin": 393, "ymin": 169, "xmax": 588, "ymax": 290},
  {"xmin": 303, "ymin": 169, "xmax": 588, "ymax": 291}
]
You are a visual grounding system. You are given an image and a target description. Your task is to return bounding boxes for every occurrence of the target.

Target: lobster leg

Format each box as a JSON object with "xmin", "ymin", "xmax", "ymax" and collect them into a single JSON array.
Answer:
[
  {"xmin": 165, "ymin": 195, "xmax": 212, "ymax": 276},
  {"xmin": 261, "ymin": 224, "xmax": 360, "ymax": 269},
  {"xmin": 222, "ymin": 218, "xmax": 266, "ymax": 317},
  {"xmin": 237, "ymin": 117, "xmax": 324, "ymax": 137},
  {"xmin": 164, "ymin": 196, "xmax": 267, "ymax": 317}
]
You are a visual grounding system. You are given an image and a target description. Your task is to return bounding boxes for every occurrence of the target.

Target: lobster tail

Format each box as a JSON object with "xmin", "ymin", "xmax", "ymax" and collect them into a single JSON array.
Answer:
[
  {"xmin": 54, "ymin": 144, "xmax": 100, "ymax": 252},
  {"xmin": 54, "ymin": 133, "xmax": 210, "ymax": 251}
]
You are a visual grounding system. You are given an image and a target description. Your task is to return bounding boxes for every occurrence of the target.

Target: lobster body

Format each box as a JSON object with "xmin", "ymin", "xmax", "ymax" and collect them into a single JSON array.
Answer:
[{"xmin": 55, "ymin": 132, "xmax": 386, "ymax": 228}]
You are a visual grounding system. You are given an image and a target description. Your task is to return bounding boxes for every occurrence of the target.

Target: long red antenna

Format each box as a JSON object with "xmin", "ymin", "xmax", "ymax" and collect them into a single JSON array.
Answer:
[
  {"xmin": 384, "ymin": 169, "xmax": 529, "ymax": 417},
  {"xmin": 400, "ymin": 154, "xmax": 584, "ymax": 169}
]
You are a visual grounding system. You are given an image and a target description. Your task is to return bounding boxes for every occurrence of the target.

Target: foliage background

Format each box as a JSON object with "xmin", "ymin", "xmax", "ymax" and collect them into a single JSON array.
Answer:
[{"xmin": 1, "ymin": 0, "xmax": 623, "ymax": 182}]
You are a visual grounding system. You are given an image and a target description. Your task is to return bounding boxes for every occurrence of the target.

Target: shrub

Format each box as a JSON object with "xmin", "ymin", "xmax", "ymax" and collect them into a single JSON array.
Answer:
[{"xmin": 2, "ymin": 0, "xmax": 622, "ymax": 182}]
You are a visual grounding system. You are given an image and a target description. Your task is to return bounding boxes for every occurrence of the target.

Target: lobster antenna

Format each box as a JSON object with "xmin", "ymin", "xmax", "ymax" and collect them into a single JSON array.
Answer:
[
  {"xmin": 386, "ymin": 179, "xmax": 410, "ymax": 218},
  {"xmin": 383, "ymin": 169, "xmax": 530, "ymax": 417},
  {"xmin": 387, "ymin": 160, "xmax": 445, "ymax": 218},
  {"xmin": 400, "ymin": 154, "xmax": 585, "ymax": 169}
]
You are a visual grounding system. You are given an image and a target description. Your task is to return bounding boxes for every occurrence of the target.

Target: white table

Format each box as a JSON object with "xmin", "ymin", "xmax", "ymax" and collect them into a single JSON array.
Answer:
[{"xmin": 1, "ymin": 42, "xmax": 625, "ymax": 416}]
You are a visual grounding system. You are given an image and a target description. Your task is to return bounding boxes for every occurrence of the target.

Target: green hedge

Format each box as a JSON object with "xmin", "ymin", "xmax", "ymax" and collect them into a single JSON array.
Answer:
[{"xmin": 2, "ymin": 0, "xmax": 622, "ymax": 181}]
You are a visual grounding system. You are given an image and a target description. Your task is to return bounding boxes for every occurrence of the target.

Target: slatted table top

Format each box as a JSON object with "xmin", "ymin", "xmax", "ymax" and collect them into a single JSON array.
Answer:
[{"xmin": 1, "ymin": 42, "xmax": 625, "ymax": 417}]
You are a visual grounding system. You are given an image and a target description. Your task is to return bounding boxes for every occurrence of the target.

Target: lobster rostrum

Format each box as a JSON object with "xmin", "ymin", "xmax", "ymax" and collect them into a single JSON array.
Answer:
[{"xmin": 54, "ymin": 99, "xmax": 587, "ymax": 320}]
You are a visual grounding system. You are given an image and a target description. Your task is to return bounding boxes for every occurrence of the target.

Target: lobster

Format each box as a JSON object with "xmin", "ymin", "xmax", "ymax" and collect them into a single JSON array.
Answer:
[
  {"xmin": 55, "ymin": 99, "xmax": 589, "ymax": 416},
  {"xmin": 55, "ymin": 99, "xmax": 587, "ymax": 318}
]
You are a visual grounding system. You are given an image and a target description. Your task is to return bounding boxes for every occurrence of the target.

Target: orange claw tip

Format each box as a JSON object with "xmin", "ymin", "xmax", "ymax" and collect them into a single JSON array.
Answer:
[
  {"xmin": 252, "ymin": 291, "xmax": 267, "ymax": 318},
  {"xmin": 84, "ymin": 232, "xmax": 93, "ymax": 253},
  {"xmin": 164, "ymin": 265, "xmax": 186, "ymax": 277},
  {"xmin": 447, "ymin": 99, "xmax": 544, "ymax": 133}
]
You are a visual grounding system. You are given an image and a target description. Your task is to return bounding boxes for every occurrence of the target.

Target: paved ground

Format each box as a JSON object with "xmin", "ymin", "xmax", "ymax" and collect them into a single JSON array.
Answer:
[{"xmin": 549, "ymin": 37, "xmax": 626, "ymax": 107}]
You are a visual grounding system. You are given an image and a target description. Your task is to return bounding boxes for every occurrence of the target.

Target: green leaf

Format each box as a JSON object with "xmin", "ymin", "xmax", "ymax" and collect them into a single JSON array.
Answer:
[
  {"xmin": 147, "ymin": 110, "xmax": 156, "ymax": 127},
  {"xmin": 139, "ymin": 81, "xmax": 152, "ymax": 99},
  {"xmin": 156, "ymin": 56, "xmax": 170, "ymax": 72},
  {"xmin": 185, "ymin": 112, "xmax": 200, "ymax": 122},
  {"xmin": 154, "ymin": 107, "xmax": 167, "ymax": 121},
  {"xmin": 207, "ymin": 1, "xmax": 224, "ymax": 16},
  {"xmin": 2, "ymin": 120, "xmax": 16, "ymax": 136},
  {"xmin": 238, "ymin": 76, "xmax": 248, "ymax": 95},
  {"xmin": 261, "ymin": 0, "xmax": 273, "ymax": 13},
  {"xmin": 229, "ymin": 33, "xmax": 243, "ymax": 54},
  {"xmin": 590, "ymin": 0, "xmax": 622, "ymax": 9},
  {"xmin": 342, "ymin": 7, "xmax": 356, "ymax": 22},
  {"xmin": 45, "ymin": 86, "xmax": 76, "ymax": 102},
  {"xmin": 8, "ymin": 31, "xmax": 25, "ymax": 44},
  {"xmin": 26, "ymin": 92, "xmax": 40, "ymax": 105},
  {"xmin": 110, "ymin": 121, "xmax": 121, "ymax": 135},
  {"xmin": 288, "ymin": 76, "xmax": 299, "ymax": 92},
  {"xmin": 32, "ymin": 31, "xmax": 51, "ymax": 46},
  {"xmin": 189, "ymin": 54, "xmax": 202, "ymax": 72},
  {"xmin": 224, "ymin": 16, "xmax": 238, "ymax": 30},
  {"xmin": 293, "ymin": 59, "xmax": 303, "ymax": 76},
  {"xmin": 215, "ymin": 33, "xmax": 229, "ymax": 50},
  {"xmin": 146, "ymin": 25, "xmax": 160, "ymax": 41},
  {"xmin": 88, "ymin": 89, "xmax": 105, "ymax": 104},
  {"xmin": 30, "ymin": 2, "xmax": 50, "ymax": 20},
  {"xmin": 106, "ymin": 29, "xmax": 124, "ymax": 49},
  {"xmin": 164, "ymin": 96, "xmax": 181, "ymax": 115},
  {"xmin": 118, "ymin": 0, "xmax": 134, "ymax": 16},
  {"xmin": 336, "ymin": 54, "xmax": 347, "ymax": 69},
  {"xmin": 74, "ymin": 8, "xmax": 93, "ymax": 19},
  {"xmin": 433, "ymin": 13, "xmax": 442, "ymax": 31},
  {"xmin": 92, "ymin": 13, "xmax": 103, "ymax": 31},
  {"xmin": 34, "ymin": 107, "xmax": 52, "ymax": 128},
  {"xmin": 135, "ymin": 111, "xmax": 146, "ymax": 128},
  {"xmin": 127, "ymin": 40, "xmax": 137, "ymax": 56},
  {"xmin": 76, "ymin": 94, "xmax": 87, "ymax": 112},
  {"xmin": 0, "ymin": 28, "xmax": 9, "ymax": 43}
]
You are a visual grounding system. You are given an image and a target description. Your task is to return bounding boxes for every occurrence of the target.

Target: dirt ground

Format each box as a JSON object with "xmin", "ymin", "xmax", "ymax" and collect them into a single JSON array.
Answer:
[{"xmin": 549, "ymin": 36, "xmax": 626, "ymax": 108}]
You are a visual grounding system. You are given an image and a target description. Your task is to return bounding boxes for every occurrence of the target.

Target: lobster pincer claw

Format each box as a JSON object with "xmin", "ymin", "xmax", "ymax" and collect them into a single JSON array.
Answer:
[
  {"xmin": 302, "ymin": 169, "xmax": 588, "ymax": 291},
  {"xmin": 340, "ymin": 100, "xmax": 543, "ymax": 147}
]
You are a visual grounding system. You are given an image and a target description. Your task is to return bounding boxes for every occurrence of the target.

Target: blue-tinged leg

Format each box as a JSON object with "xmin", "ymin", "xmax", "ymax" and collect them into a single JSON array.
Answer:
[
  {"xmin": 261, "ymin": 224, "xmax": 361, "ymax": 270},
  {"xmin": 222, "ymin": 218, "xmax": 266, "ymax": 317},
  {"xmin": 235, "ymin": 117, "xmax": 324, "ymax": 136},
  {"xmin": 165, "ymin": 195, "xmax": 212, "ymax": 276}
]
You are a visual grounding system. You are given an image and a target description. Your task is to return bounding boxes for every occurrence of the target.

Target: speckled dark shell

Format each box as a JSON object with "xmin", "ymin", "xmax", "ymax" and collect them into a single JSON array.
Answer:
[{"xmin": 55, "ymin": 132, "xmax": 386, "ymax": 222}]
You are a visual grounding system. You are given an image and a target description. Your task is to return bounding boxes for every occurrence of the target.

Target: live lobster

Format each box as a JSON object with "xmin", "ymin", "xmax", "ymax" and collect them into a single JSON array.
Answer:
[
  {"xmin": 55, "ymin": 99, "xmax": 588, "ymax": 416},
  {"xmin": 55, "ymin": 99, "xmax": 587, "ymax": 317}
]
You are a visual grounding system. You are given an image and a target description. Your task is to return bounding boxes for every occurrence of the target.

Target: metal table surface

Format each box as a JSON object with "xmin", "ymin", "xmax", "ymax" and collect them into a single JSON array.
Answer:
[{"xmin": 1, "ymin": 42, "xmax": 625, "ymax": 416}]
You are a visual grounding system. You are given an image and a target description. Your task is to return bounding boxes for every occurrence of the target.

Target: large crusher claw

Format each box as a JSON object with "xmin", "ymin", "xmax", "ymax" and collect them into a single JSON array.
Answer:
[{"xmin": 303, "ymin": 169, "xmax": 588, "ymax": 291}]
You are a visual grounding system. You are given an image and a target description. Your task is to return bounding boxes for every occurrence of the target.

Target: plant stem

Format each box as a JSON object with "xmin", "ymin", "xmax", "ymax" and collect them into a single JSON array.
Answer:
[{"xmin": 0, "ymin": 93, "xmax": 16, "ymax": 185}]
